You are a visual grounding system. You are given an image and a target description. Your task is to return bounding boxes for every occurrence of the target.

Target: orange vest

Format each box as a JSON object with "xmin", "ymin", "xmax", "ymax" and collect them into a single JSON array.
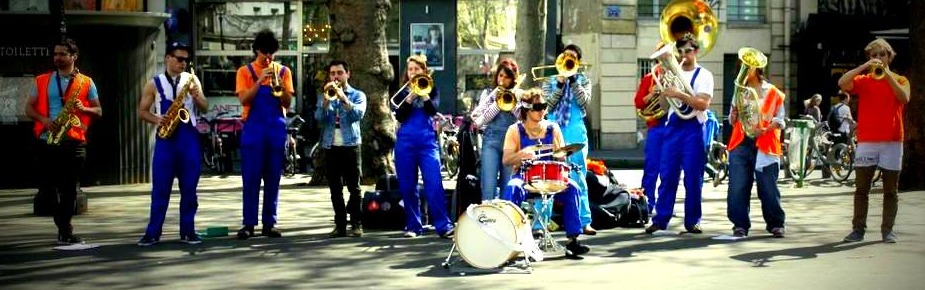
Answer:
[
  {"xmin": 32, "ymin": 72, "xmax": 94, "ymax": 143},
  {"xmin": 727, "ymin": 85, "xmax": 784, "ymax": 155}
]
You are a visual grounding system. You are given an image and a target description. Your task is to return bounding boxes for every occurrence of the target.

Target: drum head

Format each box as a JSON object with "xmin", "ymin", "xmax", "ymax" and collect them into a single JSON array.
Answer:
[{"xmin": 455, "ymin": 202, "xmax": 525, "ymax": 269}]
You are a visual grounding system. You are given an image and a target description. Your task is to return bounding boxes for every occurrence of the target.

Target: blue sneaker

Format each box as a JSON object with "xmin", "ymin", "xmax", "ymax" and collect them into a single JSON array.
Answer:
[{"xmin": 181, "ymin": 234, "xmax": 202, "ymax": 245}]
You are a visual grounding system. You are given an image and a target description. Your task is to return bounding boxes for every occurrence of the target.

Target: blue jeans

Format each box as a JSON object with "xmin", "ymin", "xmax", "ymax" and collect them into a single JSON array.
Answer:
[
  {"xmin": 727, "ymin": 138, "xmax": 786, "ymax": 234},
  {"xmin": 480, "ymin": 130, "xmax": 513, "ymax": 200},
  {"xmin": 502, "ymin": 173, "xmax": 583, "ymax": 237}
]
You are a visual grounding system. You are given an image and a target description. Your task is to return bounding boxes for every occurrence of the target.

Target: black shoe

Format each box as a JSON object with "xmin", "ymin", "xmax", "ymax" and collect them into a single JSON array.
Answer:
[
  {"xmin": 262, "ymin": 227, "xmax": 282, "ymax": 238},
  {"xmin": 181, "ymin": 233, "xmax": 203, "ymax": 245},
  {"xmin": 237, "ymin": 226, "xmax": 255, "ymax": 240},
  {"xmin": 645, "ymin": 224, "xmax": 661, "ymax": 234},
  {"xmin": 686, "ymin": 224, "xmax": 703, "ymax": 234},
  {"xmin": 439, "ymin": 228, "xmax": 455, "ymax": 240},
  {"xmin": 328, "ymin": 228, "xmax": 347, "ymax": 238},
  {"xmin": 57, "ymin": 234, "xmax": 84, "ymax": 245},
  {"xmin": 137, "ymin": 235, "xmax": 159, "ymax": 246},
  {"xmin": 565, "ymin": 240, "xmax": 590, "ymax": 256}
]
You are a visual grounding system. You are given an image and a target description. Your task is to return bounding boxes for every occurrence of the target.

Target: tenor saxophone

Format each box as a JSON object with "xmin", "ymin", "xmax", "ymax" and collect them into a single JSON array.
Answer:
[
  {"xmin": 47, "ymin": 75, "xmax": 84, "ymax": 145},
  {"xmin": 157, "ymin": 69, "xmax": 198, "ymax": 139}
]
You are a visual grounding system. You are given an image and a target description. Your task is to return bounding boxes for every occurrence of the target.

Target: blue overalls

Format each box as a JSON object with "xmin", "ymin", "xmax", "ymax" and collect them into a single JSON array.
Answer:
[
  {"xmin": 641, "ymin": 120, "xmax": 666, "ymax": 214},
  {"xmin": 144, "ymin": 73, "xmax": 202, "ymax": 240},
  {"xmin": 240, "ymin": 64, "xmax": 288, "ymax": 228},
  {"xmin": 480, "ymin": 91, "xmax": 517, "ymax": 200},
  {"xmin": 502, "ymin": 123, "xmax": 582, "ymax": 238},
  {"xmin": 546, "ymin": 78, "xmax": 592, "ymax": 228},
  {"xmin": 652, "ymin": 68, "xmax": 705, "ymax": 230},
  {"xmin": 393, "ymin": 89, "xmax": 453, "ymax": 236}
]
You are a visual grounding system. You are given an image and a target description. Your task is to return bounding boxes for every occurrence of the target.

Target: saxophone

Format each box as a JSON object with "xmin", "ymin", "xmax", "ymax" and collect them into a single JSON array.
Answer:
[
  {"xmin": 47, "ymin": 75, "xmax": 84, "ymax": 145},
  {"xmin": 157, "ymin": 69, "xmax": 198, "ymax": 139},
  {"xmin": 732, "ymin": 47, "xmax": 768, "ymax": 138}
]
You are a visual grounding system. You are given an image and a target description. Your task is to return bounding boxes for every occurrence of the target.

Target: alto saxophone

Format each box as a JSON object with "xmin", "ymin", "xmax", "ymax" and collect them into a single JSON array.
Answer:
[
  {"xmin": 157, "ymin": 69, "xmax": 198, "ymax": 139},
  {"xmin": 47, "ymin": 75, "xmax": 84, "ymax": 145}
]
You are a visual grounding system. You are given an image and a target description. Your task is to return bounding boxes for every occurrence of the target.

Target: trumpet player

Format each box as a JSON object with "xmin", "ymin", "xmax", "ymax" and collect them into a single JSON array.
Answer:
[
  {"xmin": 234, "ymin": 29, "xmax": 294, "ymax": 239},
  {"xmin": 316, "ymin": 60, "xmax": 367, "ymax": 238},
  {"xmin": 392, "ymin": 55, "xmax": 454, "ymax": 238},
  {"xmin": 542, "ymin": 44, "xmax": 595, "ymax": 235},
  {"xmin": 838, "ymin": 38, "xmax": 910, "ymax": 244},
  {"xmin": 25, "ymin": 38, "xmax": 101, "ymax": 245},
  {"xmin": 725, "ymin": 63, "xmax": 787, "ymax": 239},
  {"xmin": 137, "ymin": 42, "xmax": 208, "ymax": 246},
  {"xmin": 647, "ymin": 34, "xmax": 713, "ymax": 235},
  {"xmin": 470, "ymin": 58, "xmax": 521, "ymax": 201}
]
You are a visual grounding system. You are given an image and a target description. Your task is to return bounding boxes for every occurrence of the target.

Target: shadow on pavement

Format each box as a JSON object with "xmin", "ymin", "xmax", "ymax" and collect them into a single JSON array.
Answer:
[{"xmin": 729, "ymin": 241, "xmax": 880, "ymax": 267}]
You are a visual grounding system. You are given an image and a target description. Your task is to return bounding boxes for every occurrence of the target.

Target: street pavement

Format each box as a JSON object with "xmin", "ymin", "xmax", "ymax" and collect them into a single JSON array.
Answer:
[{"xmin": 1, "ymin": 170, "xmax": 923, "ymax": 290}]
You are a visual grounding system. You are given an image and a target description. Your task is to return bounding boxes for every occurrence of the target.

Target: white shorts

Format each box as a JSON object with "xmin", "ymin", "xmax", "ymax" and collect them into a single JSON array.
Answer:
[{"xmin": 855, "ymin": 142, "xmax": 903, "ymax": 171}]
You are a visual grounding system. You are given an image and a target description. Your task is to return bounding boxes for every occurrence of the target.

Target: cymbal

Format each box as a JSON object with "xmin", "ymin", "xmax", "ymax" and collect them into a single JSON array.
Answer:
[
  {"xmin": 552, "ymin": 143, "xmax": 585, "ymax": 158},
  {"xmin": 522, "ymin": 144, "xmax": 554, "ymax": 153}
]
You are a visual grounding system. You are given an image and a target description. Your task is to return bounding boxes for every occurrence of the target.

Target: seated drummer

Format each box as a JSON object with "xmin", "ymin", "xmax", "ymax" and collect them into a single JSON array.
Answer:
[{"xmin": 500, "ymin": 88, "xmax": 590, "ymax": 257}]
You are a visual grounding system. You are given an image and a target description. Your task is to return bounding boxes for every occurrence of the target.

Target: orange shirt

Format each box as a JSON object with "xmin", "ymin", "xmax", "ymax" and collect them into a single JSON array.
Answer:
[
  {"xmin": 849, "ymin": 74, "xmax": 908, "ymax": 142},
  {"xmin": 235, "ymin": 60, "xmax": 295, "ymax": 119}
]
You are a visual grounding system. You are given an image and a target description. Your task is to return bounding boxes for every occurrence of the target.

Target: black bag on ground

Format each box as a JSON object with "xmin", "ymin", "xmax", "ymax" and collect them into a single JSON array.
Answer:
[
  {"xmin": 590, "ymin": 184, "xmax": 649, "ymax": 229},
  {"xmin": 362, "ymin": 189, "xmax": 405, "ymax": 230}
]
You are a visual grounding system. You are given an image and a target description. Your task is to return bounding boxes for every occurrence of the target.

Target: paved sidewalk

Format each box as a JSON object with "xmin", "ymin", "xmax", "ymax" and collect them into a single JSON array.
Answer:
[{"xmin": 1, "ymin": 171, "xmax": 923, "ymax": 289}]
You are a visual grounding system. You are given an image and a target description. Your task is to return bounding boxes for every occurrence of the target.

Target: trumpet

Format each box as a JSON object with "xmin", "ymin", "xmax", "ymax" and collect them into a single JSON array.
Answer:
[
  {"xmin": 389, "ymin": 72, "xmax": 434, "ymax": 109},
  {"xmin": 531, "ymin": 53, "xmax": 584, "ymax": 81},
  {"xmin": 270, "ymin": 62, "xmax": 284, "ymax": 97},
  {"xmin": 492, "ymin": 73, "xmax": 525, "ymax": 112},
  {"xmin": 870, "ymin": 63, "xmax": 886, "ymax": 80},
  {"xmin": 324, "ymin": 80, "xmax": 342, "ymax": 101}
]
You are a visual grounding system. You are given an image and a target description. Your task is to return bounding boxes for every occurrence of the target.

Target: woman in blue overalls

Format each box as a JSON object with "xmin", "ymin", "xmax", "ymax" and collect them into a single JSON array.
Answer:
[
  {"xmin": 501, "ymin": 88, "xmax": 590, "ymax": 257},
  {"xmin": 234, "ymin": 30, "xmax": 294, "ymax": 239},
  {"xmin": 392, "ymin": 55, "xmax": 454, "ymax": 238},
  {"xmin": 543, "ymin": 44, "xmax": 595, "ymax": 235},
  {"xmin": 470, "ymin": 58, "xmax": 521, "ymax": 201}
]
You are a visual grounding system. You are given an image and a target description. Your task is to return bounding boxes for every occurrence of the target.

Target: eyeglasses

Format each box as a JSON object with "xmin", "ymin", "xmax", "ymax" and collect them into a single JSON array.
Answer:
[
  {"xmin": 171, "ymin": 55, "xmax": 190, "ymax": 63},
  {"xmin": 528, "ymin": 103, "xmax": 548, "ymax": 111},
  {"xmin": 677, "ymin": 47, "xmax": 695, "ymax": 54}
]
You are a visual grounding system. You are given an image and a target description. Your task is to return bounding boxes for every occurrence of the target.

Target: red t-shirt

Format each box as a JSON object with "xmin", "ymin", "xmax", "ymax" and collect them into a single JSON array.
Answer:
[
  {"xmin": 848, "ymin": 73, "xmax": 909, "ymax": 142},
  {"xmin": 634, "ymin": 72, "xmax": 659, "ymax": 128}
]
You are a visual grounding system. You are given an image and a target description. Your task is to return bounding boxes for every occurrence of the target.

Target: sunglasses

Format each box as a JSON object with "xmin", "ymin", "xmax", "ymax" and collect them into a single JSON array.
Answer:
[
  {"xmin": 171, "ymin": 55, "xmax": 190, "ymax": 63},
  {"xmin": 528, "ymin": 103, "xmax": 548, "ymax": 111},
  {"xmin": 677, "ymin": 47, "xmax": 695, "ymax": 54}
]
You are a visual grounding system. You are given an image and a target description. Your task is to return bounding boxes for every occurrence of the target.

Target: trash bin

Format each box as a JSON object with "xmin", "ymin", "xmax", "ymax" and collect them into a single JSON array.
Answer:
[{"xmin": 788, "ymin": 119, "xmax": 815, "ymax": 188}]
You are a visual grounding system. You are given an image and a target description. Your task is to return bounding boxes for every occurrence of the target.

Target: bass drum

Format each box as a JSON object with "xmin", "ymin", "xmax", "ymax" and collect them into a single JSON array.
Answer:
[{"xmin": 455, "ymin": 200, "xmax": 531, "ymax": 269}]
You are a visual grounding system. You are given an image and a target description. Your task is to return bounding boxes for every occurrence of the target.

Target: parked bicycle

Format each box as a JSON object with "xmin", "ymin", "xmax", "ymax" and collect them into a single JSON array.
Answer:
[
  {"xmin": 783, "ymin": 117, "xmax": 854, "ymax": 183},
  {"xmin": 198, "ymin": 111, "xmax": 241, "ymax": 175},
  {"xmin": 284, "ymin": 113, "xmax": 306, "ymax": 177},
  {"xmin": 706, "ymin": 119, "xmax": 728, "ymax": 187}
]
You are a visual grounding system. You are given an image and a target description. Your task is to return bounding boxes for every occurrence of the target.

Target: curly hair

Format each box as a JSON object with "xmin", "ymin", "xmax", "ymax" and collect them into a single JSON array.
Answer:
[{"xmin": 492, "ymin": 58, "xmax": 520, "ymax": 89}]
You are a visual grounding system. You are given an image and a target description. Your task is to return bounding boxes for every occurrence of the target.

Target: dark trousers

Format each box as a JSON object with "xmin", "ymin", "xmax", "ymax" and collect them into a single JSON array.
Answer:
[
  {"xmin": 326, "ymin": 145, "xmax": 362, "ymax": 230},
  {"xmin": 726, "ymin": 138, "xmax": 786, "ymax": 234},
  {"xmin": 38, "ymin": 141, "xmax": 86, "ymax": 236},
  {"xmin": 852, "ymin": 166, "xmax": 899, "ymax": 233}
]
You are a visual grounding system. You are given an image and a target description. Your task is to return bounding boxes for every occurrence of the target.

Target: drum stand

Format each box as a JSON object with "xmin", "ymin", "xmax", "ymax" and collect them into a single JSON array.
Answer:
[
  {"xmin": 441, "ymin": 237, "xmax": 534, "ymax": 274},
  {"xmin": 533, "ymin": 191, "xmax": 565, "ymax": 254}
]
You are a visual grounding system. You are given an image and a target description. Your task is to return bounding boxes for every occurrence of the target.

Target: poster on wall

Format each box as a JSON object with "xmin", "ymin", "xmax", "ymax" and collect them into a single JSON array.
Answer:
[{"xmin": 410, "ymin": 23, "xmax": 444, "ymax": 71}]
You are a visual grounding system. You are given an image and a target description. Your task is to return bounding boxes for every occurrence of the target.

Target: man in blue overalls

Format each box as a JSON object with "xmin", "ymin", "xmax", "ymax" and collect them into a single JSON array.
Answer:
[
  {"xmin": 316, "ymin": 60, "xmax": 367, "ymax": 238},
  {"xmin": 543, "ymin": 44, "xmax": 595, "ymax": 235},
  {"xmin": 234, "ymin": 30, "xmax": 294, "ymax": 239},
  {"xmin": 137, "ymin": 42, "xmax": 208, "ymax": 246},
  {"xmin": 647, "ymin": 35, "xmax": 714, "ymax": 234}
]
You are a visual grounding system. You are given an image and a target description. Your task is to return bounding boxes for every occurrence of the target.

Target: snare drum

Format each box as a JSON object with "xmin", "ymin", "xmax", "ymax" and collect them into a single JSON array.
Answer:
[
  {"xmin": 523, "ymin": 161, "xmax": 571, "ymax": 193},
  {"xmin": 455, "ymin": 200, "xmax": 531, "ymax": 269}
]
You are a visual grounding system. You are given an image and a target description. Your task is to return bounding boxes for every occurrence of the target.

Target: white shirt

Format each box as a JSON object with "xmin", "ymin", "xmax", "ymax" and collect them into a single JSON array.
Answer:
[
  {"xmin": 154, "ymin": 72, "xmax": 200, "ymax": 126},
  {"xmin": 835, "ymin": 103, "xmax": 852, "ymax": 134},
  {"xmin": 671, "ymin": 65, "xmax": 714, "ymax": 124}
]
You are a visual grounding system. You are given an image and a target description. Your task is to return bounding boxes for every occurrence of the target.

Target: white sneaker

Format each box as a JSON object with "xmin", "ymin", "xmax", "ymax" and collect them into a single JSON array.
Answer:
[{"xmin": 403, "ymin": 231, "xmax": 418, "ymax": 238}]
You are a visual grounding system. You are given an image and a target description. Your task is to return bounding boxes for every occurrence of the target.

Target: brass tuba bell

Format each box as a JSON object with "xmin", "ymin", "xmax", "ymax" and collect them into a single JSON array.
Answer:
[
  {"xmin": 659, "ymin": 0, "xmax": 719, "ymax": 57},
  {"xmin": 732, "ymin": 47, "xmax": 769, "ymax": 138}
]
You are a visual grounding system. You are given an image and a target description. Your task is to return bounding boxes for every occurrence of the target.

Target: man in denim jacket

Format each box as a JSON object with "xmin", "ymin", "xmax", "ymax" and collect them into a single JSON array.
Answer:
[{"xmin": 315, "ymin": 60, "xmax": 368, "ymax": 238}]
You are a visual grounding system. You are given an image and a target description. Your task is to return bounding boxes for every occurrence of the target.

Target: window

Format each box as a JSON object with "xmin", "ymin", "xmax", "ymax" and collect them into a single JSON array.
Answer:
[
  {"xmin": 637, "ymin": 0, "xmax": 671, "ymax": 19},
  {"xmin": 196, "ymin": 2, "xmax": 300, "ymax": 51},
  {"xmin": 457, "ymin": 0, "xmax": 517, "ymax": 50},
  {"xmin": 638, "ymin": 58, "xmax": 655, "ymax": 79},
  {"xmin": 727, "ymin": 0, "xmax": 765, "ymax": 22}
]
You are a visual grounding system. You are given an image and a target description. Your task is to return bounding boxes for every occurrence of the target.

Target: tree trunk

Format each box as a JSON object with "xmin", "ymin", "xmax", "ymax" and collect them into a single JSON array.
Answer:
[
  {"xmin": 515, "ymin": 0, "xmax": 547, "ymax": 88},
  {"xmin": 900, "ymin": 1, "xmax": 924, "ymax": 190},
  {"xmin": 328, "ymin": 0, "xmax": 396, "ymax": 185}
]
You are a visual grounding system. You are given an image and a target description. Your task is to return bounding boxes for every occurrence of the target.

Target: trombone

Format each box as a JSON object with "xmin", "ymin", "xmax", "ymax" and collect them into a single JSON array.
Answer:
[
  {"xmin": 530, "ymin": 52, "xmax": 585, "ymax": 82},
  {"xmin": 490, "ymin": 73, "xmax": 526, "ymax": 112},
  {"xmin": 389, "ymin": 72, "xmax": 434, "ymax": 109}
]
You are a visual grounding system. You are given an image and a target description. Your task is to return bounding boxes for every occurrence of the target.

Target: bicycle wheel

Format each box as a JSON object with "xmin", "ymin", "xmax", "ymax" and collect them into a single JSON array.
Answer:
[
  {"xmin": 828, "ymin": 143, "xmax": 853, "ymax": 183},
  {"xmin": 284, "ymin": 148, "xmax": 297, "ymax": 177}
]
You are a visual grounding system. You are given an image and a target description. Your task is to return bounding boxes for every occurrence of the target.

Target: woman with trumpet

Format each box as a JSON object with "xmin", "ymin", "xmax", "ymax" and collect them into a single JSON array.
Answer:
[
  {"xmin": 234, "ymin": 29, "xmax": 294, "ymax": 239},
  {"xmin": 541, "ymin": 44, "xmax": 596, "ymax": 235},
  {"xmin": 470, "ymin": 58, "xmax": 522, "ymax": 201},
  {"xmin": 391, "ymin": 55, "xmax": 454, "ymax": 238}
]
